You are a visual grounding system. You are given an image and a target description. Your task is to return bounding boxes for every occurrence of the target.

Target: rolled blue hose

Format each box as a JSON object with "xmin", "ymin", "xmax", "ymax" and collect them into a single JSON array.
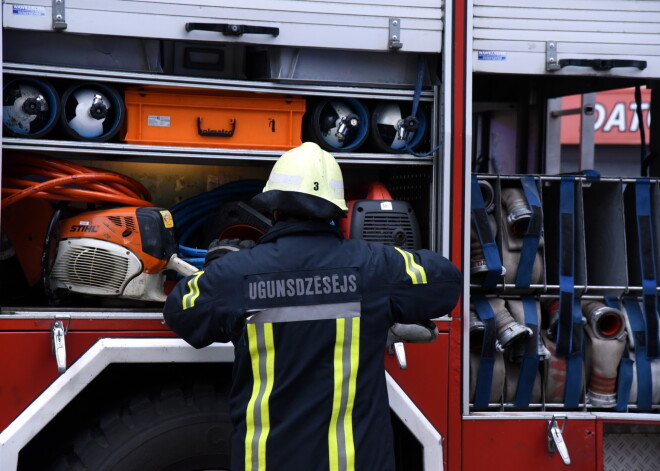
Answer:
[{"xmin": 170, "ymin": 179, "xmax": 266, "ymax": 266}]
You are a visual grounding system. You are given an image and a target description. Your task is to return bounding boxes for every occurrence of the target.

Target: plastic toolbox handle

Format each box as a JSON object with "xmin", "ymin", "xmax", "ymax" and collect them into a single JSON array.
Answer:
[
  {"xmin": 197, "ymin": 117, "xmax": 236, "ymax": 137},
  {"xmin": 186, "ymin": 23, "xmax": 279, "ymax": 37}
]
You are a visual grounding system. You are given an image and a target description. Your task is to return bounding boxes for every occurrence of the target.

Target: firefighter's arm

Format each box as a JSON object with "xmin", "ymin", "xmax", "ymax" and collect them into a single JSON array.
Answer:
[
  {"xmin": 163, "ymin": 269, "xmax": 234, "ymax": 348},
  {"xmin": 389, "ymin": 247, "xmax": 462, "ymax": 325},
  {"xmin": 164, "ymin": 239, "xmax": 254, "ymax": 348}
]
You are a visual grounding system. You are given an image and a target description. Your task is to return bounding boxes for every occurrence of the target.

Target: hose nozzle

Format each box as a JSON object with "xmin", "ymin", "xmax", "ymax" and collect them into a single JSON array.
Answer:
[
  {"xmin": 582, "ymin": 301, "xmax": 626, "ymax": 340},
  {"xmin": 501, "ymin": 188, "xmax": 532, "ymax": 236},
  {"xmin": 478, "ymin": 180, "xmax": 495, "ymax": 214},
  {"xmin": 490, "ymin": 298, "xmax": 532, "ymax": 350}
]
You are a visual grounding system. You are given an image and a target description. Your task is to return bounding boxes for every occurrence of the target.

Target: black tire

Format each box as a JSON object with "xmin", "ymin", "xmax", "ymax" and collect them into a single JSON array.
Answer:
[{"xmin": 48, "ymin": 380, "xmax": 232, "ymax": 471}]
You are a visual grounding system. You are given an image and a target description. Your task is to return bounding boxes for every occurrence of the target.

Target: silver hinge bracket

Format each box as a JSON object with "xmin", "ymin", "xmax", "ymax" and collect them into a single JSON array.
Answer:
[
  {"xmin": 547, "ymin": 415, "xmax": 571, "ymax": 465},
  {"xmin": 546, "ymin": 41, "xmax": 560, "ymax": 71},
  {"xmin": 52, "ymin": 320, "xmax": 68, "ymax": 373},
  {"xmin": 52, "ymin": 0, "xmax": 67, "ymax": 30},
  {"xmin": 389, "ymin": 18, "xmax": 402, "ymax": 50}
]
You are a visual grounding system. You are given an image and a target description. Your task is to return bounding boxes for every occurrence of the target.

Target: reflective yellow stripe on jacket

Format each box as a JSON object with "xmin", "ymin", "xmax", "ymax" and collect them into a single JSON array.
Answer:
[
  {"xmin": 245, "ymin": 323, "xmax": 275, "ymax": 471},
  {"xmin": 182, "ymin": 271, "xmax": 204, "ymax": 309},
  {"xmin": 395, "ymin": 247, "xmax": 428, "ymax": 284},
  {"xmin": 329, "ymin": 316, "xmax": 360, "ymax": 471}
]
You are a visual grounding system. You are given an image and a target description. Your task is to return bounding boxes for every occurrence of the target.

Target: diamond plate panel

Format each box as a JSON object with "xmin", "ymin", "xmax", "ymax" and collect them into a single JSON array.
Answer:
[{"xmin": 604, "ymin": 433, "xmax": 660, "ymax": 471}]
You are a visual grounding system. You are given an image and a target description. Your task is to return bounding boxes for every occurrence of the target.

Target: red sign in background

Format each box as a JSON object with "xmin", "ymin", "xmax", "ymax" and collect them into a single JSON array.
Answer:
[{"xmin": 560, "ymin": 88, "xmax": 651, "ymax": 145}]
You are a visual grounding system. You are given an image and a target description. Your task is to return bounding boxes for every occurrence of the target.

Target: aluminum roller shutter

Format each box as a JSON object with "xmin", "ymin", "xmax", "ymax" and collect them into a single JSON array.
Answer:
[
  {"xmin": 3, "ymin": 0, "xmax": 444, "ymax": 53},
  {"xmin": 473, "ymin": 0, "xmax": 660, "ymax": 78}
]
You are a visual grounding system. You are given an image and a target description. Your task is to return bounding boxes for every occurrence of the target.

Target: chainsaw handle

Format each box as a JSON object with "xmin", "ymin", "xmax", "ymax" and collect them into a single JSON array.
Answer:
[{"xmin": 167, "ymin": 254, "xmax": 199, "ymax": 277}]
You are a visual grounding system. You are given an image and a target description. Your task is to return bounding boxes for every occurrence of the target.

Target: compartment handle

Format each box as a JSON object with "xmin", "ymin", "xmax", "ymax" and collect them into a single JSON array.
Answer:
[
  {"xmin": 558, "ymin": 59, "xmax": 647, "ymax": 71},
  {"xmin": 197, "ymin": 117, "xmax": 236, "ymax": 137},
  {"xmin": 186, "ymin": 23, "xmax": 279, "ymax": 37}
]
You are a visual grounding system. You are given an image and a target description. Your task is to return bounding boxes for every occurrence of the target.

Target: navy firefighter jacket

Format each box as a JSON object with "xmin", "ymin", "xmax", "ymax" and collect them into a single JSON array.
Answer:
[{"xmin": 163, "ymin": 220, "xmax": 462, "ymax": 471}]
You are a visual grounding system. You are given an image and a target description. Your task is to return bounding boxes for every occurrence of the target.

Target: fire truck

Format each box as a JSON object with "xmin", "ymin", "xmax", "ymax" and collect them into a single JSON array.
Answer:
[{"xmin": 1, "ymin": 1, "xmax": 659, "ymax": 470}]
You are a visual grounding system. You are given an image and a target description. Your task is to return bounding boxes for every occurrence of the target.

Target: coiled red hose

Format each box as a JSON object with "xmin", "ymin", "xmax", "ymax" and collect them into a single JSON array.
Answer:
[{"xmin": 1, "ymin": 153, "xmax": 153, "ymax": 209}]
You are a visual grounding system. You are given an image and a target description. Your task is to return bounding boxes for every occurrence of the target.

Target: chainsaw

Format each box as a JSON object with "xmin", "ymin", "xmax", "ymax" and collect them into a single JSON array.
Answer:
[{"xmin": 49, "ymin": 206, "xmax": 197, "ymax": 303}]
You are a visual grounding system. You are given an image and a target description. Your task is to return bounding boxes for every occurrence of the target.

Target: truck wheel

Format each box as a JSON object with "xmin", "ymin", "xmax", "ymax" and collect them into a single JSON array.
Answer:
[{"xmin": 49, "ymin": 380, "xmax": 232, "ymax": 471}]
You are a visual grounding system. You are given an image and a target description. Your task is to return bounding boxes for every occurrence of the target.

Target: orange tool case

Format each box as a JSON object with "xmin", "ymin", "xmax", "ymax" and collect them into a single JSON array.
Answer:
[{"xmin": 122, "ymin": 87, "xmax": 306, "ymax": 150}]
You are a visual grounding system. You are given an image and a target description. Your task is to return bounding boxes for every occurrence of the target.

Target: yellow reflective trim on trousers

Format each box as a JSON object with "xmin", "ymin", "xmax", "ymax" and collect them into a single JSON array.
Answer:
[
  {"xmin": 245, "ymin": 324, "xmax": 259, "ymax": 471},
  {"xmin": 344, "ymin": 317, "xmax": 360, "ymax": 471},
  {"xmin": 328, "ymin": 316, "xmax": 360, "ymax": 471},
  {"xmin": 182, "ymin": 271, "xmax": 204, "ymax": 309},
  {"xmin": 328, "ymin": 319, "xmax": 343, "ymax": 471},
  {"xmin": 394, "ymin": 247, "xmax": 428, "ymax": 284},
  {"xmin": 245, "ymin": 323, "xmax": 275, "ymax": 471}
]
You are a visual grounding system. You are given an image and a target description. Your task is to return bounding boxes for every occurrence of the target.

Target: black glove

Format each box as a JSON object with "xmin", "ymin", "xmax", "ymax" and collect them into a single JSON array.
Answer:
[{"xmin": 204, "ymin": 238, "xmax": 255, "ymax": 265}]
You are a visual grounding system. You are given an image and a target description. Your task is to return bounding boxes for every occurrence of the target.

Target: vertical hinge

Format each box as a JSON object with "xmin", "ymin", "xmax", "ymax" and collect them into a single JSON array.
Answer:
[
  {"xmin": 547, "ymin": 415, "xmax": 571, "ymax": 465},
  {"xmin": 389, "ymin": 18, "xmax": 402, "ymax": 50},
  {"xmin": 546, "ymin": 41, "xmax": 560, "ymax": 71},
  {"xmin": 52, "ymin": 320, "xmax": 68, "ymax": 373},
  {"xmin": 52, "ymin": 0, "xmax": 67, "ymax": 30}
]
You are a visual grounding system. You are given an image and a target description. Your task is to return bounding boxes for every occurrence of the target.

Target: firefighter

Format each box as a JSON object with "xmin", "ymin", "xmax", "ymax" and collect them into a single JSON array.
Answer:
[{"xmin": 163, "ymin": 141, "xmax": 462, "ymax": 471}]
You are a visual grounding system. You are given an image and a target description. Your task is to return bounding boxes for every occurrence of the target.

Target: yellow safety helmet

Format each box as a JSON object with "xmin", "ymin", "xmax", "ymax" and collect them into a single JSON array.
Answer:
[{"xmin": 252, "ymin": 142, "xmax": 348, "ymax": 219}]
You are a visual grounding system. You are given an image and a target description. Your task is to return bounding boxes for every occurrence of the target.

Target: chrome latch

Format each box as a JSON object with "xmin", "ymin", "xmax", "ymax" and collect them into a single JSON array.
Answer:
[
  {"xmin": 52, "ymin": 0, "xmax": 67, "ymax": 30},
  {"xmin": 52, "ymin": 320, "xmax": 67, "ymax": 373},
  {"xmin": 389, "ymin": 342, "xmax": 407, "ymax": 369},
  {"xmin": 547, "ymin": 416, "xmax": 571, "ymax": 465},
  {"xmin": 546, "ymin": 41, "xmax": 560, "ymax": 71},
  {"xmin": 387, "ymin": 322, "xmax": 439, "ymax": 370},
  {"xmin": 389, "ymin": 18, "xmax": 402, "ymax": 50}
]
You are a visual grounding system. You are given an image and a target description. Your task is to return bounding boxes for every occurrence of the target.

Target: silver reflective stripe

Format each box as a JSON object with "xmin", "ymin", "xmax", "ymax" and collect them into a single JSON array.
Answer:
[
  {"xmin": 330, "ymin": 179, "xmax": 345, "ymax": 199},
  {"xmin": 269, "ymin": 171, "xmax": 303, "ymax": 189},
  {"xmin": 394, "ymin": 247, "xmax": 428, "ymax": 285},
  {"xmin": 246, "ymin": 301, "xmax": 361, "ymax": 324},
  {"xmin": 337, "ymin": 317, "xmax": 352, "ymax": 470}
]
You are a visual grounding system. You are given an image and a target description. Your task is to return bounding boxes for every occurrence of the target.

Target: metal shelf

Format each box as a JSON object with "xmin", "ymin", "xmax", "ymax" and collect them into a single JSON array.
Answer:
[
  {"xmin": 3, "ymin": 62, "xmax": 439, "ymax": 165},
  {"xmin": 3, "ymin": 62, "xmax": 436, "ymax": 101},
  {"xmin": 3, "ymin": 138, "xmax": 435, "ymax": 166}
]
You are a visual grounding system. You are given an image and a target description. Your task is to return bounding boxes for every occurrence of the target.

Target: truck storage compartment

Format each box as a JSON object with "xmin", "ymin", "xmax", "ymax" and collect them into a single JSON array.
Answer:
[
  {"xmin": 0, "ymin": 154, "xmax": 434, "ymax": 311},
  {"xmin": 122, "ymin": 87, "xmax": 306, "ymax": 151},
  {"xmin": 470, "ymin": 174, "xmax": 660, "ymax": 413},
  {"xmin": 1, "ymin": 4, "xmax": 447, "ymax": 471}
]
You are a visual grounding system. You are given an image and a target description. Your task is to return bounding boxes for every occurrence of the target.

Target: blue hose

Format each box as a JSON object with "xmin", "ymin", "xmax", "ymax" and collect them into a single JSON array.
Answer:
[{"xmin": 170, "ymin": 179, "xmax": 266, "ymax": 267}]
